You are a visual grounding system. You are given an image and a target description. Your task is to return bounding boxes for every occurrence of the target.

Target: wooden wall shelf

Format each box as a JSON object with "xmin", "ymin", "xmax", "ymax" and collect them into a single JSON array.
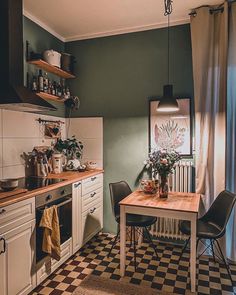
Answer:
[
  {"xmin": 36, "ymin": 92, "xmax": 66, "ymax": 103},
  {"xmin": 28, "ymin": 59, "xmax": 76, "ymax": 79}
]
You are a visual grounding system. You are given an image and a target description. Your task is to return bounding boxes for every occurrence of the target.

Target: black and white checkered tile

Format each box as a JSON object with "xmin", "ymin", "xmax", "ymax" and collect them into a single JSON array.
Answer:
[{"xmin": 31, "ymin": 233, "xmax": 236, "ymax": 295}]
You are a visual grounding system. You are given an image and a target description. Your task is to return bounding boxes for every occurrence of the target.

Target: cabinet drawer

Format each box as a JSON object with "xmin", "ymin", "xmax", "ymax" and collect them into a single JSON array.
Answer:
[
  {"xmin": 82, "ymin": 187, "xmax": 103, "ymax": 213},
  {"xmin": 0, "ymin": 198, "xmax": 35, "ymax": 235},
  {"xmin": 82, "ymin": 173, "xmax": 103, "ymax": 195},
  {"xmin": 82, "ymin": 201, "xmax": 103, "ymax": 245}
]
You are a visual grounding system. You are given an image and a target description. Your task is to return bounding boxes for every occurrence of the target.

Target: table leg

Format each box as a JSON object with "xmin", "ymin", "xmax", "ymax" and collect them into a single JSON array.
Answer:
[
  {"xmin": 120, "ymin": 205, "xmax": 126, "ymax": 276},
  {"xmin": 190, "ymin": 214, "xmax": 197, "ymax": 293}
]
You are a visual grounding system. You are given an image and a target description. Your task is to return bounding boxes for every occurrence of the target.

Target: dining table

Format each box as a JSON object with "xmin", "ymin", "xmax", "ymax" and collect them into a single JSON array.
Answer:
[{"xmin": 119, "ymin": 190, "xmax": 201, "ymax": 293}]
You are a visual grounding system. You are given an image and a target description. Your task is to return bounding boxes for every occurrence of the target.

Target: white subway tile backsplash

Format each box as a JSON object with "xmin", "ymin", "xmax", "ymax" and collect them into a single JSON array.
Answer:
[
  {"xmin": 3, "ymin": 165, "xmax": 25, "ymax": 179},
  {"xmin": 3, "ymin": 138, "xmax": 39, "ymax": 166},
  {"xmin": 2, "ymin": 110, "xmax": 40, "ymax": 138}
]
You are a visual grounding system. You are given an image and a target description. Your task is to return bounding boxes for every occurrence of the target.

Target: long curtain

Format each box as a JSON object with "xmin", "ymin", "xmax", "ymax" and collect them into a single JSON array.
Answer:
[
  {"xmin": 226, "ymin": 2, "xmax": 236, "ymax": 262},
  {"xmin": 190, "ymin": 3, "xmax": 228, "ymax": 209}
]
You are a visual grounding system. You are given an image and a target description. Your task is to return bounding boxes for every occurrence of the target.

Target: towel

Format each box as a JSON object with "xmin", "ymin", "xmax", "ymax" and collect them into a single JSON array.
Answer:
[{"xmin": 39, "ymin": 205, "xmax": 61, "ymax": 261}]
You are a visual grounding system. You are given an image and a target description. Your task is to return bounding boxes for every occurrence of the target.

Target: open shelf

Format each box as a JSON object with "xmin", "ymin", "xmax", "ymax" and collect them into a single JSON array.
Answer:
[
  {"xmin": 28, "ymin": 59, "xmax": 76, "ymax": 79},
  {"xmin": 36, "ymin": 92, "xmax": 66, "ymax": 103}
]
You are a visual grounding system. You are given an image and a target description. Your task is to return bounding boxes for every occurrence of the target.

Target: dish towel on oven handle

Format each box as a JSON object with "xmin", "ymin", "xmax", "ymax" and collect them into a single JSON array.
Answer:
[{"xmin": 39, "ymin": 205, "xmax": 61, "ymax": 261}]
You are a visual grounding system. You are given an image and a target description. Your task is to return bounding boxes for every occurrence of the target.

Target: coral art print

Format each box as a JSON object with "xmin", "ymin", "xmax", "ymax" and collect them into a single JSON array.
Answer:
[{"xmin": 149, "ymin": 98, "xmax": 192, "ymax": 156}]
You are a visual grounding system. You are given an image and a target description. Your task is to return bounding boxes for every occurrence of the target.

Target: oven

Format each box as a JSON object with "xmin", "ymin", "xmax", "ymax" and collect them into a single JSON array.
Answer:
[{"xmin": 35, "ymin": 184, "xmax": 72, "ymax": 263}]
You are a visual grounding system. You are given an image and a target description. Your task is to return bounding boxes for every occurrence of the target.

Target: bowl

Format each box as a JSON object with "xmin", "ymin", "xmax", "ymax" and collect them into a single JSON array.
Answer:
[
  {"xmin": 86, "ymin": 162, "xmax": 97, "ymax": 170},
  {"xmin": 0, "ymin": 179, "xmax": 19, "ymax": 191}
]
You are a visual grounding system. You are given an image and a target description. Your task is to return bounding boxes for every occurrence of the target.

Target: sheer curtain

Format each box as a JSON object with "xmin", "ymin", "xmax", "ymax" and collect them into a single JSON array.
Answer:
[
  {"xmin": 190, "ymin": 3, "xmax": 228, "ymax": 207},
  {"xmin": 226, "ymin": 2, "xmax": 236, "ymax": 262}
]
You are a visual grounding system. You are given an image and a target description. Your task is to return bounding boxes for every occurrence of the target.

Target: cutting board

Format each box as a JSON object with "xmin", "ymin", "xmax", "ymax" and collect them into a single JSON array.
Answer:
[{"xmin": 0, "ymin": 188, "xmax": 28, "ymax": 200}]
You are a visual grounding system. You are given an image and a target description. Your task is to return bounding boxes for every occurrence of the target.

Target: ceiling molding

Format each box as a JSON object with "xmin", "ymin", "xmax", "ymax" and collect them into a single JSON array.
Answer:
[
  {"xmin": 23, "ymin": 9, "xmax": 65, "ymax": 42},
  {"xmin": 23, "ymin": 9, "xmax": 189, "ymax": 43},
  {"xmin": 65, "ymin": 18, "xmax": 190, "ymax": 42}
]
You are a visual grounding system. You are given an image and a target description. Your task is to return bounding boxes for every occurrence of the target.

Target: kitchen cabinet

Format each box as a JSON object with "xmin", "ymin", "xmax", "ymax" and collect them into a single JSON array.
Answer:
[
  {"xmin": 72, "ymin": 181, "xmax": 82, "ymax": 253},
  {"xmin": 0, "ymin": 198, "xmax": 36, "ymax": 295},
  {"xmin": 72, "ymin": 173, "xmax": 103, "ymax": 253}
]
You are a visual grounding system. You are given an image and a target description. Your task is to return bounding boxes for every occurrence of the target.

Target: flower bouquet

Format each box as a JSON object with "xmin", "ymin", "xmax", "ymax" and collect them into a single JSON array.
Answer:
[{"xmin": 145, "ymin": 150, "xmax": 181, "ymax": 198}]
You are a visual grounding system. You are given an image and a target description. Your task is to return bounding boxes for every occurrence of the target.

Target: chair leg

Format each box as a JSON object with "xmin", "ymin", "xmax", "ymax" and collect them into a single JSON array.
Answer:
[
  {"xmin": 179, "ymin": 237, "xmax": 190, "ymax": 261},
  {"xmin": 210, "ymin": 239, "xmax": 216, "ymax": 263},
  {"xmin": 133, "ymin": 227, "xmax": 137, "ymax": 272},
  {"xmin": 214, "ymin": 239, "xmax": 234, "ymax": 287},
  {"xmin": 144, "ymin": 227, "xmax": 159, "ymax": 259},
  {"xmin": 108, "ymin": 229, "xmax": 120, "ymax": 257}
]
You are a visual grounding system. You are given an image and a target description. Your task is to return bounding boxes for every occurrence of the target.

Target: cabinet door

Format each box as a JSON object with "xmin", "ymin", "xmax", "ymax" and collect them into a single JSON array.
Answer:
[
  {"xmin": 82, "ymin": 202, "xmax": 103, "ymax": 245},
  {"xmin": 0, "ymin": 220, "xmax": 36, "ymax": 295},
  {"xmin": 72, "ymin": 181, "xmax": 82, "ymax": 254}
]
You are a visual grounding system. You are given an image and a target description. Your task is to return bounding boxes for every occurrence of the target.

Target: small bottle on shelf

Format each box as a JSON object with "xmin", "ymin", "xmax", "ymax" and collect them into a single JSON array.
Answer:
[
  {"xmin": 31, "ymin": 76, "xmax": 37, "ymax": 92},
  {"xmin": 52, "ymin": 81, "xmax": 57, "ymax": 96},
  {"xmin": 38, "ymin": 70, "xmax": 44, "ymax": 92},
  {"xmin": 57, "ymin": 82, "xmax": 62, "ymax": 97},
  {"xmin": 43, "ymin": 72, "xmax": 48, "ymax": 92}
]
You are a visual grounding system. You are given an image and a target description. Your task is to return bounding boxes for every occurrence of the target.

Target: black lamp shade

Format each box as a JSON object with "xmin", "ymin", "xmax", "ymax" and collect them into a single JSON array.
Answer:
[{"xmin": 157, "ymin": 85, "xmax": 179, "ymax": 112}]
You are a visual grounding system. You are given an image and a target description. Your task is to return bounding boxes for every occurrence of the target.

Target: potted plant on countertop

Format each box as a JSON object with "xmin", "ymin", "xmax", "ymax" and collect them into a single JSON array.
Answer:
[
  {"xmin": 53, "ymin": 136, "xmax": 83, "ymax": 171},
  {"xmin": 145, "ymin": 149, "xmax": 181, "ymax": 198}
]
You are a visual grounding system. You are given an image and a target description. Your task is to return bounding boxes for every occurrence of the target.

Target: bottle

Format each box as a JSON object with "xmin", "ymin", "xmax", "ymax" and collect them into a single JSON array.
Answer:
[
  {"xmin": 38, "ymin": 70, "xmax": 44, "ymax": 92},
  {"xmin": 65, "ymin": 86, "xmax": 70, "ymax": 99},
  {"xmin": 48, "ymin": 79, "xmax": 52, "ymax": 94},
  {"xmin": 57, "ymin": 82, "xmax": 62, "ymax": 97},
  {"xmin": 43, "ymin": 72, "xmax": 48, "ymax": 92},
  {"xmin": 32, "ymin": 76, "xmax": 37, "ymax": 92},
  {"xmin": 52, "ymin": 81, "xmax": 56, "ymax": 96}
]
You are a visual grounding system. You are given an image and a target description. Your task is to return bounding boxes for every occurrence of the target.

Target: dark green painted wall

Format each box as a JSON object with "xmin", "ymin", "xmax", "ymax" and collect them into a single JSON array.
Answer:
[
  {"xmin": 65, "ymin": 25, "xmax": 194, "ymax": 233},
  {"xmin": 23, "ymin": 16, "xmax": 65, "ymax": 117}
]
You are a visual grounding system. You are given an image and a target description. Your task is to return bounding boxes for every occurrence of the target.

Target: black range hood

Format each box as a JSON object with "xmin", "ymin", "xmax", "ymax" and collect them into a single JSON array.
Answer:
[{"xmin": 0, "ymin": 0, "xmax": 57, "ymax": 112}]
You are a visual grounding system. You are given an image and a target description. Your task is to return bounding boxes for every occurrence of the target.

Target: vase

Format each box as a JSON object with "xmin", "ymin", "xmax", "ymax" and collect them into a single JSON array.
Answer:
[{"xmin": 159, "ymin": 176, "xmax": 169, "ymax": 198}]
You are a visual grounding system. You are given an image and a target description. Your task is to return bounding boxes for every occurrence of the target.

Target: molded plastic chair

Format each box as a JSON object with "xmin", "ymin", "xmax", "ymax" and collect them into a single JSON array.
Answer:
[
  {"xmin": 179, "ymin": 190, "xmax": 236, "ymax": 286},
  {"xmin": 109, "ymin": 181, "xmax": 158, "ymax": 270}
]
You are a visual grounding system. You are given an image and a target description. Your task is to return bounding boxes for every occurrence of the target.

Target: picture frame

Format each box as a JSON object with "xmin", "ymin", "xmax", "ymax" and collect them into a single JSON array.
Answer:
[{"xmin": 149, "ymin": 98, "xmax": 193, "ymax": 157}]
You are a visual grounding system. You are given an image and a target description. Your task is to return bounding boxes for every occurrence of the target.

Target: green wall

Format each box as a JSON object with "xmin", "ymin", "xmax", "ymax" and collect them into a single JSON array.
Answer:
[
  {"xmin": 65, "ymin": 25, "xmax": 194, "ymax": 233},
  {"xmin": 23, "ymin": 16, "xmax": 65, "ymax": 117}
]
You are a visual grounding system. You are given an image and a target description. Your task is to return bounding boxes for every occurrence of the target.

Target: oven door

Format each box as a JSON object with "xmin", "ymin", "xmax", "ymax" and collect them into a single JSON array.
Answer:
[{"xmin": 36, "ymin": 196, "xmax": 72, "ymax": 263}]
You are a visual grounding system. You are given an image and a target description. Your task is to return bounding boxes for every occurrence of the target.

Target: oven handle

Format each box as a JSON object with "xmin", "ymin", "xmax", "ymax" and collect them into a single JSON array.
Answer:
[{"xmin": 38, "ymin": 197, "xmax": 72, "ymax": 212}]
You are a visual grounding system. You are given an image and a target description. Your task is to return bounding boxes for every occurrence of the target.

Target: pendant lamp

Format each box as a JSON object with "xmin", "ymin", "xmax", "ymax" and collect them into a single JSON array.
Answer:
[{"xmin": 157, "ymin": 0, "xmax": 179, "ymax": 113}]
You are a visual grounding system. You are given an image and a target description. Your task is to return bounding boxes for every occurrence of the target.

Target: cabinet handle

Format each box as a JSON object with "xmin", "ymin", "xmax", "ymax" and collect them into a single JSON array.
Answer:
[
  {"xmin": 89, "ymin": 207, "xmax": 96, "ymax": 214},
  {"xmin": 0, "ymin": 237, "xmax": 6, "ymax": 255},
  {"xmin": 91, "ymin": 177, "xmax": 97, "ymax": 181},
  {"xmin": 90, "ymin": 192, "xmax": 96, "ymax": 198},
  {"xmin": 74, "ymin": 182, "xmax": 81, "ymax": 188},
  {"xmin": 0, "ymin": 209, "xmax": 6, "ymax": 215}
]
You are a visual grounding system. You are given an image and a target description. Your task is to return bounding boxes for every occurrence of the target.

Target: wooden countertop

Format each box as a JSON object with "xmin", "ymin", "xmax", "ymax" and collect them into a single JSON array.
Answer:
[{"xmin": 0, "ymin": 169, "xmax": 104, "ymax": 208}]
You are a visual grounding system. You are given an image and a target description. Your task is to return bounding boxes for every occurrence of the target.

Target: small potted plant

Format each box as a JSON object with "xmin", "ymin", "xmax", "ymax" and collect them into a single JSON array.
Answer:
[
  {"xmin": 53, "ymin": 136, "xmax": 83, "ymax": 171},
  {"xmin": 145, "ymin": 149, "xmax": 181, "ymax": 198}
]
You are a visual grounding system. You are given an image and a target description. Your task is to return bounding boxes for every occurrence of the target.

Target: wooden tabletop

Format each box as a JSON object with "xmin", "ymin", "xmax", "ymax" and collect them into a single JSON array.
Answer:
[{"xmin": 119, "ymin": 190, "xmax": 201, "ymax": 213}]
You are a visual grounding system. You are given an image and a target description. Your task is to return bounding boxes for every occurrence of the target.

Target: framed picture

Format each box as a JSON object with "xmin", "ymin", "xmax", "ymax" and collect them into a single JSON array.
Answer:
[{"xmin": 149, "ymin": 98, "xmax": 192, "ymax": 157}]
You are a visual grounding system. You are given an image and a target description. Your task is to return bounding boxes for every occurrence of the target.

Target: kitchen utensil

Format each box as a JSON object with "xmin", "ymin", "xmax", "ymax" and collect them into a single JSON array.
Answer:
[
  {"xmin": 0, "ymin": 179, "xmax": 19, "ymax": 191},
  {"xmin": 43, "ymin": 50, "xmax": 61, "ymax": 68}
]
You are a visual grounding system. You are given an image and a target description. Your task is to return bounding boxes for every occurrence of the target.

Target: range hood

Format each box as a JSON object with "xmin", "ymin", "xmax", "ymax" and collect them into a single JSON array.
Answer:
[{"xmin": 0, "ymin": 0, "xmax": 57, "ymax": 112}]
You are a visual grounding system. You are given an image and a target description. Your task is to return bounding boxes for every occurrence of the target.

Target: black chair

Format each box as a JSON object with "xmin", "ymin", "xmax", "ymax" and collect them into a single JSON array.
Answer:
[
  {"xmin": 109, "ymin": 181, "xmax": 159, "ymax": 270},
  {"xmin": 179, "ymin": 190, "xmax": 236, "ymax": 286}
]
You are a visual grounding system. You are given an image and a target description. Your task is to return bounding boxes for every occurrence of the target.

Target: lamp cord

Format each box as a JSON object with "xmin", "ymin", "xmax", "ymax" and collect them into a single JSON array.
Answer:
[{"xmin": 164, "ymin": 0, "xmax": 173, "ymax": 85}]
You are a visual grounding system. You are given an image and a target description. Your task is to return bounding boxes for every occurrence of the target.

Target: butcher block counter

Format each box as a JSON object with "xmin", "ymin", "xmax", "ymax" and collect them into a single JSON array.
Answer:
[{"xmin": 0, "ymin": 169, "xmax": 104, "ymax": 208}]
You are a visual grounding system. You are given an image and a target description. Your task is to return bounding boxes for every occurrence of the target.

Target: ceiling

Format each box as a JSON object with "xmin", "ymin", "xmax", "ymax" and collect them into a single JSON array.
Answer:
[{"xmin": 23, "ymin": 0, "xmax": 222, "ymax": 42}]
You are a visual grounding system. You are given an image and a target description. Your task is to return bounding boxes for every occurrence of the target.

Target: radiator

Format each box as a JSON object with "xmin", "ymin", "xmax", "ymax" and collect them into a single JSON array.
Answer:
[{"xmin": 150, "ymin": 160, "xmax": 194, "ymax": 240}]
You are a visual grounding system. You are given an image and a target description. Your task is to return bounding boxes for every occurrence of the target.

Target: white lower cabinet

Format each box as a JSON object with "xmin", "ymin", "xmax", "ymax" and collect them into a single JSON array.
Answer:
[
  {"xmin": 0, "ymin": 219, "xmax": 36, "ymax": 295},
  {"xmin": 72, "ymin": 173, "xmax": 103, "ymax": 254}
]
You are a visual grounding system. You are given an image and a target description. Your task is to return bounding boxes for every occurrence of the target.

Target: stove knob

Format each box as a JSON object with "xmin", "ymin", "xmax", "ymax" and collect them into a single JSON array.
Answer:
[
  {"xmin": 46, "ymin": 194, "xmax": 52, "ymax": 202},
  {"xmin": 61, "ymin": 190, "xmax": 66, "ymax": 195}
]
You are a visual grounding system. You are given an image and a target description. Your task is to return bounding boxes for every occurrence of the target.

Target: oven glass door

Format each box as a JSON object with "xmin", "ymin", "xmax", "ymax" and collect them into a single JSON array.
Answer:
[{"xmin": 36, "ymin": 196, "xmax": 72, "ymax": 262}]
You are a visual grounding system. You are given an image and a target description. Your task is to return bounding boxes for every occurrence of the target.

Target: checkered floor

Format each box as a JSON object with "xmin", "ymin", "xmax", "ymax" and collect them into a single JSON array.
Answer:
[{"xmin": 31, "ymin": 233, "xmax": 236, "ymax": 295}]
